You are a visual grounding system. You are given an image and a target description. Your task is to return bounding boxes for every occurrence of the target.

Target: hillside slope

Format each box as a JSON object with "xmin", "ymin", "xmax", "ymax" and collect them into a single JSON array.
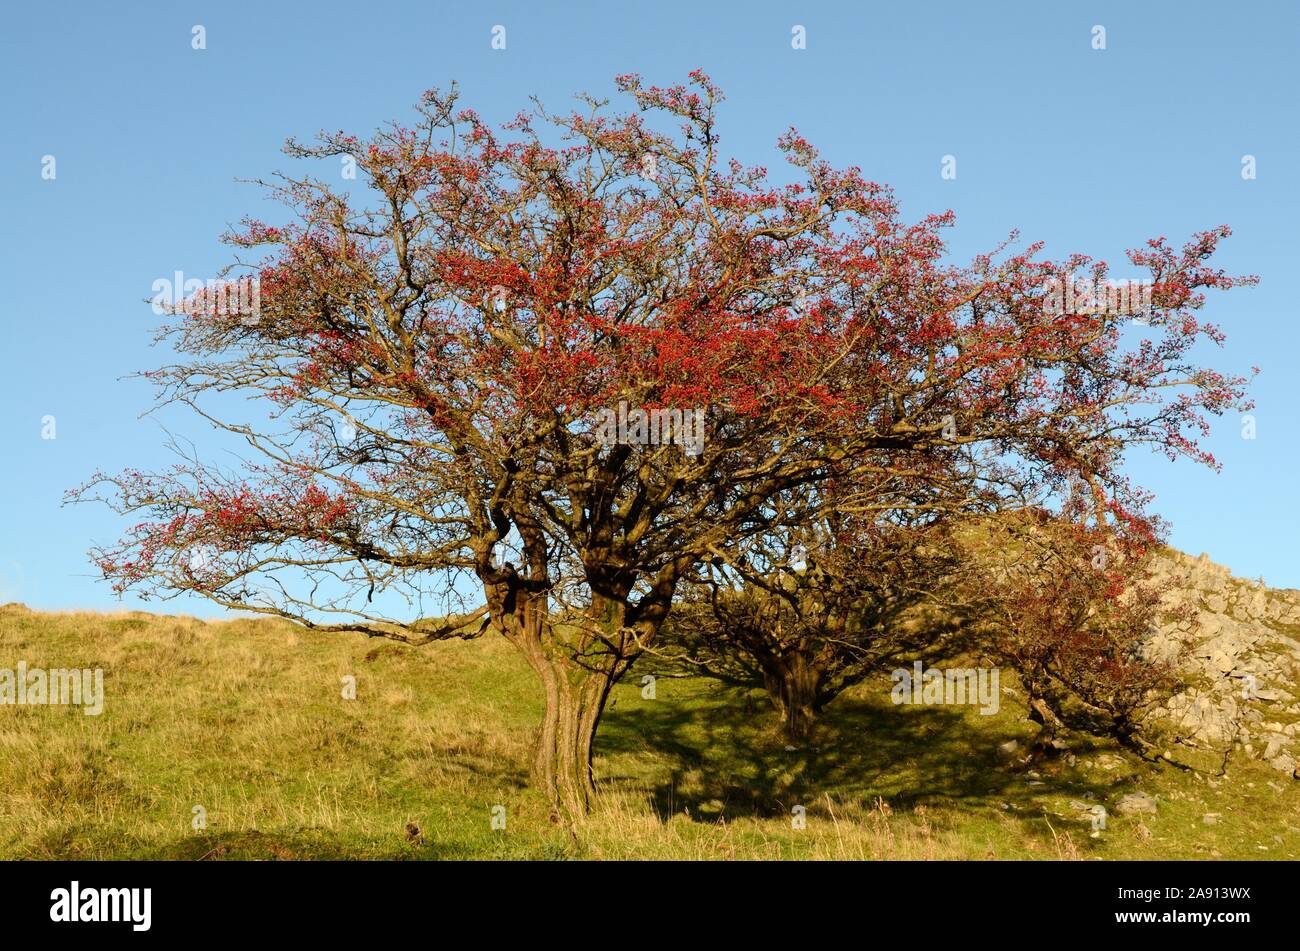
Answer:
[{"xmin": 0, "ymin": 587, "xmax": 1297, "ymax": 860}]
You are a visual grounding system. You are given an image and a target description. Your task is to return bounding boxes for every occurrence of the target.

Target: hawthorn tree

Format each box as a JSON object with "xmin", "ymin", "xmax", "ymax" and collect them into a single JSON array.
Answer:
[
  {"xmin": 957, "ymin": 506, "xmax": 1192, "ymax": 754},
  {"xmin": 73, "ymin": 72, "xmax": 1254, "ymax": 819},
  {"xmin": 669, "ymin": 464, "xmax": 983, "ymax": 742},
  {"xmin": 674, "ymin": 517, "xmax": 966, "ymax": 741}
]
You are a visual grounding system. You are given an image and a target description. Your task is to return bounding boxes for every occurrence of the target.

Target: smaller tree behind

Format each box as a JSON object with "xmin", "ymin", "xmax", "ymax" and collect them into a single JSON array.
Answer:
[
  {"xmin": 673, "ymin": 511, "xmax": 968, "ymax": 741},
  {"xmin": 959, "ymin": 508, "xmax": 1191, "ymax": 754}
]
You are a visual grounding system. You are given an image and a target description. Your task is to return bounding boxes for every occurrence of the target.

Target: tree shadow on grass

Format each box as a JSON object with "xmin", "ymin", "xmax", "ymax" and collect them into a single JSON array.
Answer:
[{"xmin": 598, "ymin": 676, "xmax": 1129, "ymax": 838}]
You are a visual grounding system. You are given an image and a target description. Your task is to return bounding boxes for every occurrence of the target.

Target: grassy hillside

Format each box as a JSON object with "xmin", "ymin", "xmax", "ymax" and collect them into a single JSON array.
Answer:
[{"xmin": 1, "ymin": 603, "xmax": 1296, "ymax": 860}]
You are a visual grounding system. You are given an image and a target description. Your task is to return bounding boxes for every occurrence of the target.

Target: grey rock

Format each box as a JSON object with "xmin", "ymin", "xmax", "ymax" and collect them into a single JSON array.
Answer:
[
  {"xmin": 1268, "ymin": 753, "xmax": 1296, "ymax": 775},
  {"xmin": 1138, "ymin": 552, "xmax": 1300, "ymax": 771},
  {"xmin": 1114, "ymin": 792, "xmax": 1158, "ymax": 816}
]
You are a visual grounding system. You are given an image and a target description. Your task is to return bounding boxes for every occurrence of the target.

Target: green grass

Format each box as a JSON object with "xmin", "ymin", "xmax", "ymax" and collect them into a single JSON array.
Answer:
[{"xmin": 1, "ymin": 602, "xmax": 1296, "ymax": 860}]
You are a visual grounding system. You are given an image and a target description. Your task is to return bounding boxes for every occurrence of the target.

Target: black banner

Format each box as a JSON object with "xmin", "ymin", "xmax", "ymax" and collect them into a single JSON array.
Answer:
[{"xmin": 0, "ymin": 859, "xmax": 1280, "ymax": 937}]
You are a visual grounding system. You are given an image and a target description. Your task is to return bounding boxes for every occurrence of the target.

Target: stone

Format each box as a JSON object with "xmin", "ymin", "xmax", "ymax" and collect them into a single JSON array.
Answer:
[
  {"xmin": 1114, "ymin": 792, "xmax": 1158, "ymax": 816},
  {"xmin": 1268, "ymin": 753, "xmax": 1296, "ymax": 775}
]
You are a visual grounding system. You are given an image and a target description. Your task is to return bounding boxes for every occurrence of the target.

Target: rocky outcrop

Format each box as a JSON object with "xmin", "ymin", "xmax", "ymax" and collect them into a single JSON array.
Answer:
[{"xmin": 1140, "ymin": 551, "xmax": 1300, "ymax": 776}]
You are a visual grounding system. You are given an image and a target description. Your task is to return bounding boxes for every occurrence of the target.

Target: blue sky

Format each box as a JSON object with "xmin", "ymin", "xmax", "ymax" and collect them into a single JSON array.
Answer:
[{"xmin": 1, "ymin": 0, "xmax": 1297, "ymax": 614}]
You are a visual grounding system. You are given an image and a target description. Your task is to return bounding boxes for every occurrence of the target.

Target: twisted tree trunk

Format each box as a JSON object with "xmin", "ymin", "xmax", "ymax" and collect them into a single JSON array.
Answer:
[
  {"xmin": 762, "ymin": 652, "xmax": 824, "ymax": 742},
  {"xmin": 518, "ymin": 640, "xmax": 618, "ymax": 818},
  {"xmin": 494, "ymin": 584, "xmax": 640, "ymax": 821}
]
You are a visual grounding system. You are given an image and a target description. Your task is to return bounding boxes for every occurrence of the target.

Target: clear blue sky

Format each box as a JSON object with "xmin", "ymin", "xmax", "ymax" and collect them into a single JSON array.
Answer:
[{"xmin": 2, "ymin": 0, "xmax": 1297, "ymax": 614}]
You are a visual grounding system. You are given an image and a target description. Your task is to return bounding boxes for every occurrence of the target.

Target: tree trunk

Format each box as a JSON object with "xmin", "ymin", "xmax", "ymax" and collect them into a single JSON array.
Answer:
[
  {"xmin": 762, "ymin": 652, "xmax": 822, "ymax": 742},
  {"xmin": 495, "ymin": 588, "xmax": 635, "ymax": 822},
  {"xmin": 523, "ymin": 647, "xmax": 614, "ymax": 820},
  {"xmin": 1027, "ymin": 693, "xmax": 1069, "ymax": 756}
]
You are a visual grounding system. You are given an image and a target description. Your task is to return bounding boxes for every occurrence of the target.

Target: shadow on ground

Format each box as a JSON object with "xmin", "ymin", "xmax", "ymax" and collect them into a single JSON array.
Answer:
[{"xmin": 598, "ymin": 674, "xmax": 1127, "ymax": 837}]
